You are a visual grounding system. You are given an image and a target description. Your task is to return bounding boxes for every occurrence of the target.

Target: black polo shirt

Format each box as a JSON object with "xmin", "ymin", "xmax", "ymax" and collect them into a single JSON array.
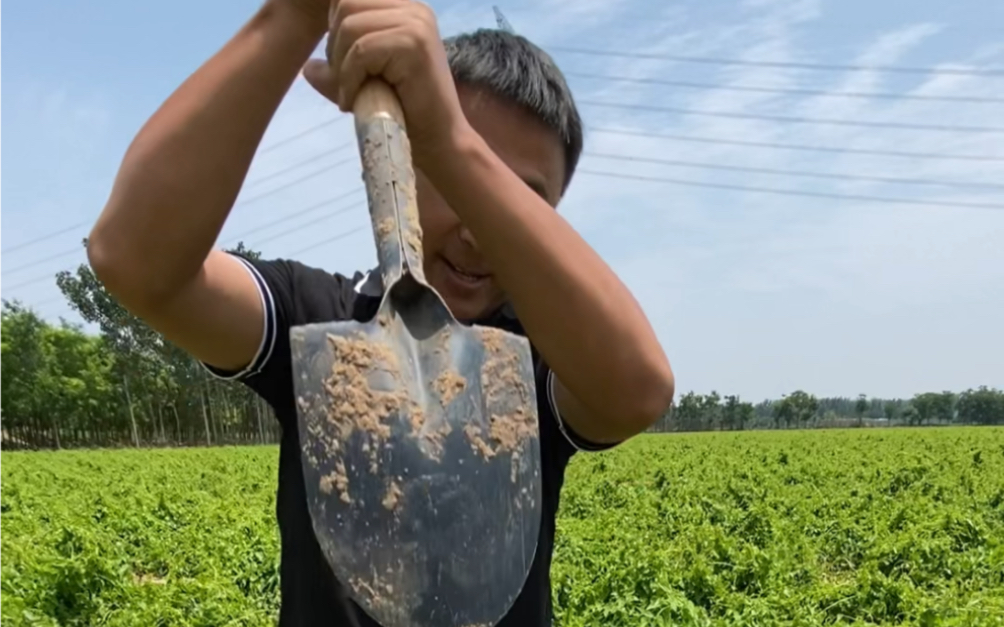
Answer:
[{"xmin": 204, "ymin": 253, "xmax": 616, "ymax": 626}]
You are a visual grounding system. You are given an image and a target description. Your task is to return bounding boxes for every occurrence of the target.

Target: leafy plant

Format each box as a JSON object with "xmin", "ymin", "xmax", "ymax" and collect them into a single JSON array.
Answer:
[{"xmin": 3, "ymin": 428, "xmax": 1004, "ymax": 625}]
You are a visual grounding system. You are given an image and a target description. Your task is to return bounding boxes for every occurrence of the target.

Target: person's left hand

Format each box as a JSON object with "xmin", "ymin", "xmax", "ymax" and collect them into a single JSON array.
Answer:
[{"xmin": 302, "ymin": 0, "xmax": 469, "ymax": 167}]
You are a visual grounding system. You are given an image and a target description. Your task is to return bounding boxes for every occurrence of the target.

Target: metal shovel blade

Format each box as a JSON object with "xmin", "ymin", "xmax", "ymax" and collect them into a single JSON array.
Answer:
[{"xmin": 289, "ymin": 80, "xmax": 542, "ymax": 627}]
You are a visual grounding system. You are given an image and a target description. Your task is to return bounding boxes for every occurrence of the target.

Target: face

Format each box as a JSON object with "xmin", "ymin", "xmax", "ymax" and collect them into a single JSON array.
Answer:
[{"xmin": 417, "ymin": 85, "xmax": 567, "ymax": 321}]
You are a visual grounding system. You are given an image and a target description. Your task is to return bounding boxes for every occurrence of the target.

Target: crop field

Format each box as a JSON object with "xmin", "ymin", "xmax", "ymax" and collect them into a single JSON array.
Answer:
[{"xmin": 3, "ymin": 428, "xmax": 1004, "ymax": 626}]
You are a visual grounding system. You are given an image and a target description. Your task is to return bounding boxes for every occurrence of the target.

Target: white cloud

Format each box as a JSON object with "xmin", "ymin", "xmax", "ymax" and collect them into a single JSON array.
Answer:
[
  {"xmin": 533, "ymin": 0, "xmax": 1004, "ymax": 397},
  {"xmin": 230, "ymin": 0, "xmax": 1003, "ymax": 398},
  {"xmin": 6, "ymin": 0, "xmax": 1002, "ymax": 399}
]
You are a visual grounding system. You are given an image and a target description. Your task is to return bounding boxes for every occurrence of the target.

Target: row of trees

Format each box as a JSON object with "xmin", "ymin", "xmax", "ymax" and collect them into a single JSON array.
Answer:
[
  {"xmin": 648, "ymin": 387, "xmax": 1004, "ymax": 433},
  {"xmin": 3, "ymin": 240, "xmax": 1004, "ymax": 450},
  {"xmin": 2, "ymin": 241, "xmax": 278, "ymax": 450}
]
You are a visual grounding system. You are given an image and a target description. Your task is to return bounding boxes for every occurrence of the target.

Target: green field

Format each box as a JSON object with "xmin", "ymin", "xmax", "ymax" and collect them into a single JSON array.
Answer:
[{"xmin": 3, "ymin": 428, "xmax": 1004, "ymax": 626}]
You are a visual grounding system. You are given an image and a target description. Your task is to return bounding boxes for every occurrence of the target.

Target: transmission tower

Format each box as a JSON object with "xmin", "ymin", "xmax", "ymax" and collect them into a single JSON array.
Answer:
[{"xmin": 493, "ymin": 6, "xmax": 515, "ymax": 33}]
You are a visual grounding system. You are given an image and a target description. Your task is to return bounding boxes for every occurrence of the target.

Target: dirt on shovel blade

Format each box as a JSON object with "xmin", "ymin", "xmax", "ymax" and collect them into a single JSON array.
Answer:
[{"xmin": 292, "ymin": 317, "xmax": 543, "ymax": 627}]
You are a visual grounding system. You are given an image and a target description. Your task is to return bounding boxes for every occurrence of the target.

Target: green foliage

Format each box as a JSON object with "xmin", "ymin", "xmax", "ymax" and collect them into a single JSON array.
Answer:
[
  {"xmin": 1, "ymin": 303, "xmax": 120, "ymax": 445},
  {"xmin": 668, "ymin": 392, "xmax": 756, "ymax": 432},
  {"xmin": 1, "ymin": 448, "xmax": 281, "ymax": 626},
  {"xmin": 957, "ymin": 387, "xmax": 1004, "ymax": 426},
  {"xmin": 2, "ymin": 237, "xmax": 274, "ymax": 449},
  {"xmin": 662, "ymin": 390, "xmax": 1004, "ymax": 433},
  {"xmin": 911, "ymin": 392, "xmax": 956, "ymax": 426},
  {"xmin": 4, "ymin": 430, "xmax": 1003, "ymax": 625},
  {"xmin": 552, "ymin": 428, "xmax": 1004, "ymax": 626},
  {"xmin": 772, "ymin": 390, "xmax": 819, "ymax": 429},
  {"xmin": 855, "ymin": 394, "xmax": 869, "ymax": 426}
]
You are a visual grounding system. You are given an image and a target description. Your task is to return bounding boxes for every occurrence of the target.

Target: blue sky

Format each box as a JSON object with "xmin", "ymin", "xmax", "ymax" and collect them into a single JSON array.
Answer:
[{"xmin": 2, "ymin": 0, "xmax": 1003, "ymax": 400}]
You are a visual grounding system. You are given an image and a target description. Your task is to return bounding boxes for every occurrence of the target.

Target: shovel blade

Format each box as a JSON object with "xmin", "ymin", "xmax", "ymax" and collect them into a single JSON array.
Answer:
[{"xmin": 290, "ymin": 299, "xmax": 542, "ymax": 627}]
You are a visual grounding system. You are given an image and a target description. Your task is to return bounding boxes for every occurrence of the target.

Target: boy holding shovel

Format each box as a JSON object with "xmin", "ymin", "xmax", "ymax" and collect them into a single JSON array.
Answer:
[{"xmin": 87, "ymin": 0, "xmax": 675, "ymax": 624}]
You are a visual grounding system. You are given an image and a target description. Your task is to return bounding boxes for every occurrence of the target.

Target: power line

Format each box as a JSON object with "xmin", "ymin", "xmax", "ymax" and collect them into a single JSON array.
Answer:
[
  {"xmin": 567, "ymin": 71, "xmax": 1004, "ymax": 104},
  {"xmin": 233, "ymin": 192, "xmax": 364, "ymax": 250},
  {"xmin": 27, "ymin": 294, "xmax": 67, "ymax": 310},
  {"xmin": 257, "ymin": 116, "xmax": 347, "ymax": 154},
  {"xmin": 1, "ymin": 188, "xmax": 365, "ymax": 278},
  {"xmin": 1, "ymin": 175, "xmax": 359, "ymax": 279},
  {"xmin": 3, "ymin": 246, "xmax": 87, "ymax": 276},
  {"xmin": 576, "ymin": 168, "xmax": 1004, "ymax": 210},
  {"xmin": 583, "ymin": 151, "xmax": 1004, "ymax": 190},
  {"xmin": 243, "ymin": 141, "xmax": 355, "ymax": 191},
  {"xmin": 3, "ymin": 270, "xmax": 63, "ymax": 293},
  {"xmin": 588, "ymin": 126, "xmax": 1004, "ymax": 162},
  {"xmin": 5, "ymin": 56, "xmax": 999, "ymax": 290},
  {"xmin": 551, "ymin": 46, "xmax": 1004, "ymax": 77},
  {"xmin": 234, "ymin": 157, "xmax": 358, "ymax": 208},
  {"xmin": 580, "ymin": 99, "xmax": 1004, "ymax": 133},
  {"xmin": 224, "ymin": 188, "xmax": 364, "ymax": 245},
  {"xmin": 4, "ymin": 195, "xmax": 370, "ymax": 295},
  {"xmin": 10, "ymin": 76, "xmax": 990, "ymax": 265},
  {"xmin": 9, "ymin": 162, "xmax": 1001, "ymax": 303},
  {"xmin": 7, "ymin": 139, "xmax": 1000, "ymax": 289},
  {"xmin": 15, "ymin": 136, "xmax": 990, "ymax": 273},
  {"xmin": 288, "ymin": 225, "xmax": 370, "ymax": 256},
  {"xmin": 3, "ymin": 168, "xmax": 362, "ymax": 277},
  {"xmin": 236, "ymin": 192, "xmax": 366, "ymax": 252},
  {"xmin": 1, "ymin": 117, "xmax": 353, "ymax": 257},
  {"xmin": 247, "ymin": 201, "xmax": 366, "ymax": 250},
  {"xmin": 0, "ymin": 293, "xmax": 67, "ymax": 311},
  {"xmin": 2, "ymin": 222, "xmax": 89, "ymax": 255}
]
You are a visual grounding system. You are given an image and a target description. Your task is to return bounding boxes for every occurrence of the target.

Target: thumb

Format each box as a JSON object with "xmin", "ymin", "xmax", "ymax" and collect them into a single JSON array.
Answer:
[{"xmin": 302, "ymin": 59, "xmax": 344, "ymax": 110}]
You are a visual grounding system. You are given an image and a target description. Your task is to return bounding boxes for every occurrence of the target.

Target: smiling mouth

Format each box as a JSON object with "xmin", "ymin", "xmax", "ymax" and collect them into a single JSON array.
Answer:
[{"xmin": 443, "ymin": 257, "xmax": 491, "ymax": 284}]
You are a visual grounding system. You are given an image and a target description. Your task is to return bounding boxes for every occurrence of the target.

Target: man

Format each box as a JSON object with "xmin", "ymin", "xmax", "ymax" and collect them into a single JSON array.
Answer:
[{"xmin": 86, "ymin": 0, "xmax": 675, "ymax": 624}]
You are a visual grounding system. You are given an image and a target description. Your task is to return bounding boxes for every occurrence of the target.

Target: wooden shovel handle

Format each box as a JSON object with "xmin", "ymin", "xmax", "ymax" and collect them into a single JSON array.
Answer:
[
  {"xmin": 353, "ymin": 79, "xmax": 407, "ymax": 130},
  {"xmin": 350, "ymin": 77, "xmax": 425, "ymax": 285}
]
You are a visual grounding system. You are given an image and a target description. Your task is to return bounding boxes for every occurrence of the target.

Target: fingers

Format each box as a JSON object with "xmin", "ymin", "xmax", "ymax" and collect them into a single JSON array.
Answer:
[
  {"xmin": 327, "ymin": 0, "xmax": 406, "ymax": 75},
  {"xmin": 307, "ymin": 5, "xmax": 405, "ymax": 111},
  {"xmin": 305, "ymin": 0, "xmax": 440, "ymax": 113},
  {"xmin": 329, "ymin": 0, "xmax": 406, "ymax": 29},
  {"xmin": 339, "ymin": 27, "xmax": 422, "ymax": 111},
  {"xmin": 329, "ymin": 9, "xmax": 411, "ymax": 101}
]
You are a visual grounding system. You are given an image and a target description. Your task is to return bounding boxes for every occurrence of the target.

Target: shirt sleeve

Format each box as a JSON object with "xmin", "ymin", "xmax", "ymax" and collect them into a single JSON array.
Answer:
[
  {"xmin": 492, "ymin": 311, "xmax": 621, "ymax": 456},
  {"xmin": 200, "ymin": 252, "xmax": 358, "ymax": 426},
  {"xmin": 533, "ymin": 353, "xmax": 621, "ymax": 456},
  {"xmin": 200, "ymin": 254, "xmax": 279, "ymax": 383}
]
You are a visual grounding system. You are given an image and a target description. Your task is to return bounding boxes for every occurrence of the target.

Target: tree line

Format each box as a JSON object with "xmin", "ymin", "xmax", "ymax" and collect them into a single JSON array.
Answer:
[
  {"xmin": 3, "ymin": 240, "xmax": 1004, "ymax": 450},
  {"xmin": 2, "ymin": 242, "xmax": 277, "ymax": 451},
  {"xmin": 647, "ymin": 388, "xmax": 1004, "ymax": 433}
]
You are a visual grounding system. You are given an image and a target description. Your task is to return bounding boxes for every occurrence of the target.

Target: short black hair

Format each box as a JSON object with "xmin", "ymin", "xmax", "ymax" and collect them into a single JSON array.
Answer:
[{"xmin": 443, "ymin": 29, "xmax": 583, "ymax": 193}]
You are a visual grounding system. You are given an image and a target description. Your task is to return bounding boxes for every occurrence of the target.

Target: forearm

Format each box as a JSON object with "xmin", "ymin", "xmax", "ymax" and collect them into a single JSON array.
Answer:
[
  {"xmin": 89, "ymin": 1, "xmax": 325, "ymax": 304},
  {"xmin": 426, "ymin": 130, "xmax": 675, "ymax": 429}
]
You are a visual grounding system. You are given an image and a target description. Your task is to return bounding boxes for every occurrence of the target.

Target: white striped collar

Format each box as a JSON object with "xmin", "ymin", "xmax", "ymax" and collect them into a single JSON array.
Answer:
[{"xmin": 353, "ymin": 270, "xmax": 383, "ymax": 297}]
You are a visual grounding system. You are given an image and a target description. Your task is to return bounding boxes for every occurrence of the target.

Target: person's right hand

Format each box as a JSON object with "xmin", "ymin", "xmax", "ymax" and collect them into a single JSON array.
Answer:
[{"xmin": 301, "ymin": 0, "xmax": 472, "ymax": 172}]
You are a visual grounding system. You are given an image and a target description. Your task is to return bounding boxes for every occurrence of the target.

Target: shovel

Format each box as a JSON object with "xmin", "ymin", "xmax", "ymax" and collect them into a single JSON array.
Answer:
[{"xmin": 289, "ymin": 79, "xmax": 543, "ymax": 627}]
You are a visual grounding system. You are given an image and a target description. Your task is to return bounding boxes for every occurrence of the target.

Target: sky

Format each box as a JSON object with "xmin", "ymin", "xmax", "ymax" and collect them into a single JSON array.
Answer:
[{"xmin": 2, "ymin": 0, "xmax": 1003, "ymax": 401}]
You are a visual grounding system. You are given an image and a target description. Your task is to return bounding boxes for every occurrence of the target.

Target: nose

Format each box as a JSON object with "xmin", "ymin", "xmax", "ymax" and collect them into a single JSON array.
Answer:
[{"xmin": 458, "ymin": 226, "xmax": 479, "ymax": 251}]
